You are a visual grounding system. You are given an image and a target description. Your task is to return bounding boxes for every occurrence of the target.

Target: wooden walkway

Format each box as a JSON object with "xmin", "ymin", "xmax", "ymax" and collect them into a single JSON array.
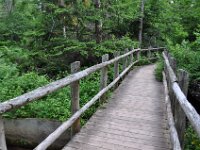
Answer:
[{"xmin": 63, "ymin": 65, "xmax": 171, "ymax": 150}]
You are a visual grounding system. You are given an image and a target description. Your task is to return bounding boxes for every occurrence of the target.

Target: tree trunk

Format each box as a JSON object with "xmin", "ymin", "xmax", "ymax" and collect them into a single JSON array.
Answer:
[
  {"xmin": 4, "ymin": 0, "xmax": 15, "ymax": 14},
  {"xmin": 94, "ymin": 0, "xmax": 102, "ymax": 44},
  {"xmin": 138, "ymin": 0, "xmax": 144, "ymax": 48}
]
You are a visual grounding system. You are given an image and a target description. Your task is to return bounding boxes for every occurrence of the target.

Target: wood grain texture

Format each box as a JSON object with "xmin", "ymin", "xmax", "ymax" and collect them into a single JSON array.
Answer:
[
  {"xmin": 0, "ymin": 116, "xmax": 7, "ymax": 150},
  {"xmin": 70, "ymin": 61, "xmax": 81, "ymax": 136},
  {"xmin": 63, "ymin": 65, "xmax": 171, "ymax": 150},
  {"xmin": 163, "ymin": 72, "xmax": 181, "ymax": 150}
]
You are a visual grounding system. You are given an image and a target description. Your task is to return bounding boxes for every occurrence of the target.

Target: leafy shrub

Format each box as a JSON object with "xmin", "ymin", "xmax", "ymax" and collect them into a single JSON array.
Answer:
[
  {"xmin": 185, "ymin": 126, "xmax": 200, "ymax": 150},
  {"xmin": 155, "ymin": 55, "xmax": 164, "ymax": 82}
]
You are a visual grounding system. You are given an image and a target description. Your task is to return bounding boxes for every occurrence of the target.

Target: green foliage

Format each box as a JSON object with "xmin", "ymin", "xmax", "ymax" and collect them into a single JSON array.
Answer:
[
  {"xmin": 166, "ymin": 39, "xmax": 200, "ymax": 81},
  {"xmin": 185, "ymin": 126, "xmax": 200, "ymax": 150},
  {"xmin": 155, "ymin": 56, "xmax": 164, "ymax": 82}
]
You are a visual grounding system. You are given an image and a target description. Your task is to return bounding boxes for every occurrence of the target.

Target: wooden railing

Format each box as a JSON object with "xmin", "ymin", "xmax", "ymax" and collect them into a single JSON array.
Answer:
[
  {"xmin": 163, "ymin": 51, "xmax": 200, "ymax": 150},
  {"xmin": 0, "ymin": 47, "xmax": 164, "ymax": 150}
]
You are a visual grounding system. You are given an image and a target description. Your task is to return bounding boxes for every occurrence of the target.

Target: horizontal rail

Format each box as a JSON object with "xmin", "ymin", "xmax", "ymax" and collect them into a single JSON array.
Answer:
[
  {"xmin": 162, "ymin": 72, "xmax": 181, "ymax": 150},
  {"xmin": 0, "ymin": 47, "xmax": 162, "ymax": 114},
  {"xmin": 34, "ymin": 60, "xmax": 139, "ymax": 150},
  {"xmin": 172, "ymin": 83, "xmax": 200, "ymax": 136},
  {"xmin": 163, "ymin": 51, "xmax": 200, "ymax": 138},
  {"xmin": 141, "ymin": 47, "xmax": 165, "ymax": 51},
  {"xmin": 0, "ymin": 49, "xmax": 139, "ymax": 113}
]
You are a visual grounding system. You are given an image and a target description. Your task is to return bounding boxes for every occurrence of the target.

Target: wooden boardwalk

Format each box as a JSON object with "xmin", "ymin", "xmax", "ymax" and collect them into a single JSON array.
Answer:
[{"xmin": 63, "ymin": 65, "xmax": 171, "ymax": 150}]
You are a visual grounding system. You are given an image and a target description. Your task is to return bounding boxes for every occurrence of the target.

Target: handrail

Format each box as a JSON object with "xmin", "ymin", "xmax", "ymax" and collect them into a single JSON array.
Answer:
[
  {"xmin": 0, "ymin": 47, "xmax": 164, "ymax": 114},
  {"xmin": 34, "ymin": 60, "xmax": 139, "ymax": 150},
  {"xmin": 162, "ymin": 51, "xmax": 200, "ymax": 147},
  {"xmin": 163, "ymin": 72, "xmax": 181, "ymax": 150},
  {"xmin": 0, "ymin": 47, "xmax": 164, "ymax": 150},
  {"xmin": 0, "ymin": 48, "xmax": 139, "ymax": 113}
]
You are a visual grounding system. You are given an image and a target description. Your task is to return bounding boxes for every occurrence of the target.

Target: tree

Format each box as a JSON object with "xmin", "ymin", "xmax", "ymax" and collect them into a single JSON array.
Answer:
[
  {"xmin": 138, "ymin": 0, "xmax": 144, "ymax": 48},
  {"xmin": 94, "ymin": 0, "xmax": 102, "ymax": 44}
]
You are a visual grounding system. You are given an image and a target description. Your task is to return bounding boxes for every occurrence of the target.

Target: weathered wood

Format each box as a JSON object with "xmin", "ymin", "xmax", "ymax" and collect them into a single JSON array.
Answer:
[
  {"xmin": 162, "ymin": 52, "xmax": 177, "ymax": 83},
  {"xmin": 114, "ymin": 52, "xmax": 120, "ymax": 89},
  {"xmin": 169, "ymin": 57, "xmax": 177, "ymax": 115},
  {"xmin": 0, "ymin": 116, "xmax": 7, "ymax": 150},
  {"xmin": 140, "ymin": 47, "xmax": 165, "ymax": 52},
  {"xmin": 63, "ymin": 65, "xmax": 171, "ymax": 150},
  {"xmin": 34, "ymin": 60, "xmax": 139, "ymax": 150},
  {"xmin": 0, "ymin": 48, "xmax": 141, "ymax": 113},
  {"xmin": 130, "ymin": 48, "xmax": 134, "ymax": 65},
  {"xmin": 122, "ymin": 49, "xmax": 128, "ymax": 71},
  {"xmin": 176, "ymin": 75, "xmax": 187, "ymax": 140},
  {"xmin": 164, "ymin": 51, "xmax": 200, "ymax": 138},
  {"xmin": 169, "ymin": 57, "xmax": 177, "ymax": 75},
  {"xmin": 147, "ymin": 47, "xmax": 151, "ymax": 59},
  {"xmin": 172, "ymin": 83, "xmax": 200, "ymax": 138},
  {"xmin": 70, "ymin": 61, "xmax": 81, "ymax": 136},
  {"xmin": 100, "ymin": 54, "xmax": 109, "ymax": 102},
  {"xmin": 175, "ymin": 69, "xmax": 188, "ymax": 148},
  {"xmin": 137, "ymin": 49, "xmax": 140, "ymax": 60},
  {"xmin": 163, "ymin": 72, "xmax": 181, "ymax": 150}
]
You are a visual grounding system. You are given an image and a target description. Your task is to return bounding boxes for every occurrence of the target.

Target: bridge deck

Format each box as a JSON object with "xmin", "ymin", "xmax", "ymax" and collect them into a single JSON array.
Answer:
[{"xmin": 63, "ymin": 65, "xmax": 171, "ymax": 150}]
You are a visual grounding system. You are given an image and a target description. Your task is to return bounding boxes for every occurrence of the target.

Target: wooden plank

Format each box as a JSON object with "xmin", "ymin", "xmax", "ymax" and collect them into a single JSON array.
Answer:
[
  {"xmin": 70, "ymin": 61, "xmax": 81, "ymax": 136},
  {"xmin": 34, "ymin": 61, "xmax": 139, "ymax": 150},
  {"xmin": 71, "ymin": 134, "xmax": 169, "ymax": 150},
  {"xmin": 78, "ymin": 132, "xmax": 169, "ymax": 149},
  {"xmin": 80, "ymin": 128, "xmax": 169, "ymax": 145},
  {"xmin": 63, "ymin": 65, "xmax": 170, "ymax": 150}
]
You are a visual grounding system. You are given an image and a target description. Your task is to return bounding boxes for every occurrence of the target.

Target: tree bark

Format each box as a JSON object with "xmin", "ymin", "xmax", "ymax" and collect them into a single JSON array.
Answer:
[
  {"xmin": 138, "ymin": 0, "xmax": 144, "ymax": 48},
  {"xmin": 94, "ymin": 0, "xmax": 102, "ymax": 44}
]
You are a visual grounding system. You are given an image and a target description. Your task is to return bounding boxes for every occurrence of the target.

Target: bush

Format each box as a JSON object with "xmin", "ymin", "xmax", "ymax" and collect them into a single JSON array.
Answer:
[{"xmin": 185, "ymin": 126, "xmax": 200, "ymax": 150}]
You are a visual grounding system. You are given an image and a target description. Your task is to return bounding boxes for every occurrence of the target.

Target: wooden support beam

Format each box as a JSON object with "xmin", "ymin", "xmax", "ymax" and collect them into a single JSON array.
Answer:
[
  {"xmin": 147, "ymin": 47, "xmax": 151, "ymax": 59},
  {"xmin": 130, "ymin": 47, "xmax": 134, "ymax": 65},
  {"xmin": 70, "ymin": 61, "xmax": 81, "ymax": 136},
  {"xmin": 100, "ymin": 54, "xmax": 109, "ymax": 102},
  {"xmin": 0, "ymin": 116, "xmax": 7, "ymax": 150},
  {"xmin": 114, "ymin": 52, "xmax": 120, "ymax": 89},
  {"xmin": 175, "ymin": 69, "xmax": 189, "ymax": 148},
  {"xmin": 123, "ymin": 49, "xmax": 128, "ymax": 71},
  {"xmin": 136, "ymin": 49, "xmax": 140, "ymax": 60},
  {"xmin": 163, "ymin": 51, "xmax": 200, "ymax": 138},
  {"xmin": 163, "ymin": 72, "xmax": 181, "ymax": 150}
]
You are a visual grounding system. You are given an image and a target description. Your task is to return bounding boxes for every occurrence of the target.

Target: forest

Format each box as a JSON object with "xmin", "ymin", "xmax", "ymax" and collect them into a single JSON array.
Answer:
[{"xmin": 0, "ymin": 0, "xmax": 200, "ymax": 149}]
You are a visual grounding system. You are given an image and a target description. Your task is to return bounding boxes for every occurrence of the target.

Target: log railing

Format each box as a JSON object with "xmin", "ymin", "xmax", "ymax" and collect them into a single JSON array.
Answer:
[
  {"xmin": 0, "ymin": 47, "xmax": 164, "ymax": 150},
  {"xmin": 163, "ymin": 51, "xmax": 200, "ymax": 150}
]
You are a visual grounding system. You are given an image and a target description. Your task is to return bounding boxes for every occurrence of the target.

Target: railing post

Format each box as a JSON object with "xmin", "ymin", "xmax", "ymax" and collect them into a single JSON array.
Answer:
[
  {"xmin": 114, "ymin": 52, "xmax": 120, "ymax": 89},
  {"xmin": 147, "ymin": 47, "xmax": 151, "ymax": 59},
  {"xmin": 0, "ymin": 116, "xmax": 7, "ymax": 150},
  {"xmin": 122, "ymin": 49, "xmax": 128, "ymax": 71},
  {"xmin": 100, "ymin": 54, "xmax": 109, "ymax": 102},
  {"xmin": 175, "ymin": 69, "xmax": 189, "ymax": 148},
  {"xmin": 170, "ymin": 57, "xmax": 177, "ymax": 75},
  {"xmin": 168, "ymin": 55, "xmax": 177, "ymax": 115},
  {"xmin": 130, "ymin": 47, "xmax": 134, "ymax": 64},
  {"xmin": 136, "ymin": 48, "xmax": 140, "ymax": 60},
  {"xmin": 70, "ymin": 61, "xmax": 81, "ymax": 136}
]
